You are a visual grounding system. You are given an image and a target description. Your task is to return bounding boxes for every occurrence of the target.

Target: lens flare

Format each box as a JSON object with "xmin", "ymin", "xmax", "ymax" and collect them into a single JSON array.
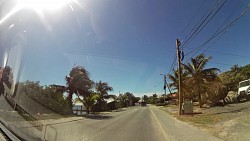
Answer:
[
  {"xmin": 0, "ymin": 0, "xmax": 77, "ymax": 25},
  {"xmin": 17, "ymin": 0, "xmax": 73, "ymax": 11}
]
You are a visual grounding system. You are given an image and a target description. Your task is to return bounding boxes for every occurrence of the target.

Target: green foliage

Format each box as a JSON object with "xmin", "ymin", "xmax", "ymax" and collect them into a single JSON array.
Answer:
[
  {"xmin": 65, "ymin": 65, "xmax": 93, "ymax": 113},
  {"xmin": 169, "ymin": 54, "xmax": 249, "ymax": 107},
  {"xmin": 95, "ymin": 81, "xmax": 113, "ymax": 97},
  {"xmin": 168, "ymin": 68, "xmax": 191, "ymax": 99},
  {"xmin": 169, "ymin": 54, "xmax": 223, "ymax": 107},
  {"xmin": 220, "ymin": 64, "xmax": 250, "ymax": 91},
  {"xmin": 17, "ymin": 81, "xmax": 70, "ymax": 115},
  {"xmin": 182, "ymin": 54, "xmax": 220, "ymax": 107},
  {"xmin": 65, "ymin": 65, "xmax": 114, "ymax": 114},
  {"xmin": 78, "ymin": 92, "xmax": 100, "ymax": 114},
  {"xmin": 94, "ymin": 81, "xmax": 114, "ymax": 112},
  {"xmin": 205, "ymin": 80, "xmax": 228, "ymax": 106},
  {"xmin": 117, "ymin": 92, "xmax": 139, "ymax": 107},
  {"xmin": 147, "ymin": 95, "xmax": 158, "ymax": 104},
  {"xmin": 142, "ymin": 95, "xmax": 148, "ymax": 102}
]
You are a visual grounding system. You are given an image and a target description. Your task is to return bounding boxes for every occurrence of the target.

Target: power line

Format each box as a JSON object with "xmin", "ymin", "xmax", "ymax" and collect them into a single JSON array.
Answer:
[
  {"xmin": 167, "ymin": 54, "xmax": 177, "ymax": 74},
  {"xmin": 181, "ymin": 0, "xmax": 218, "ymax": 43},
  {"xmin": 184, "ymin": 2, "xmax": 250, "ymax": 63},
  {"xmin": 181, "ymin": 0, "xmax": 227, "ymax": 49},
  {"xmin": 185, "ymin": 47, "xmax": 250, "ymax": 59},
  {"xmin": 179, "ymin": 1, "xmax": 207, "ymax": 38},
  {"xmin": 186, "ymin": 0, "xmax": 244, "ymax": 58}
]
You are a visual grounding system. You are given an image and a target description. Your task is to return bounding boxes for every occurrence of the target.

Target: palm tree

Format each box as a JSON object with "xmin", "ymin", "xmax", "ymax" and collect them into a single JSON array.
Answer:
[
  {"xmin": 76, "ymin": 91, "xmax": 100, "ymax": 114},
  {"xmin": 231, "ymin": 64, "xmax": 240, "ymax": 73},
  {"xmin": 168, "ymin": 68, "xmax": 192, "ymax": 99},
  {"xmin": 95, "ymin": 81, "xmax": 113, "ymax": 111},
  {"xmin": 65, "ymin": 66, "xmax": 92, "ymax": 113},
  {"xmin": 95, "ymin": 81, "xmax": 113, "ymax": 98},
  {"xmin": 182, "ymin": 54, "xmax": 220, "ymax": 108}
]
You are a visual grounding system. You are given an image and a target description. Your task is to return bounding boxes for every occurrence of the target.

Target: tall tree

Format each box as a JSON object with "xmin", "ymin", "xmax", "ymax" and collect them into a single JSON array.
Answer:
[
  {"xmin": 95, "ymin": 81, "xmax": 113, "ymax": 99},
  {"xmin": 94, "ymin": 81, "xmax": 113, "ymax": 111},
  {"xmin": 65, "ymin": 66, "xmax": 92, "ymax": 113},
  {"xmin": 77, "ymin": 91, "xmax": 100, "ymax": 114},
  {"xmin": 168, "ymin": 68, "xmax": 191, "ymax": 99},
  {"xmin": 182, "ymin": 54, "xmax": 220, "ymax": 108}
]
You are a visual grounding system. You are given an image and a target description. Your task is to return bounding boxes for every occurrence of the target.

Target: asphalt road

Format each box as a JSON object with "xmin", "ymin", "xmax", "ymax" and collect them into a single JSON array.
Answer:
[
  {"xmin": 1, "ymin": 95, "xmax": 223, "ymax": 141},
  {"xmin": 43, "ymin": 105, "xmax": 223, "ymax": 141}
]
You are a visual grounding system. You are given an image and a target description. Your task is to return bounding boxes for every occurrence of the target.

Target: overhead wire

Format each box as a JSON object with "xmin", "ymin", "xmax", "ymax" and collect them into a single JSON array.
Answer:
[
  {"xmin": 166, "ymin": 0, "xmax": 220, "ymax": 77},
  {"xmin": 182, "ymin": 0, "xmax": 228, "ymax": 49},
  {"xmin": 184, "ymin": 2, "xmax": 250, "ymax": 63},
  {"xmin": 146, "ymin": 1, "xmax": 249, "ymax": 95},
  {"xmin": 179, "ymin": 1, "xmax": 207, "ymax": 39},
  {"xmin": 185, "ymin": 47, "xmax": 250, "ymax": 59},
  {"xmin": 184, "ymin": 0, "xmax": 244, "ymax": 58},
  {"xmin": 181, "ymin": 0, "xmax": 227, "ymax": 49},
  {"xmin": 181, "ymin": 0, "xmax": 218, "ymax": 43},
  {"xmin": 166, "ymin": 0, "xmax": 225, "ymax": 77}
]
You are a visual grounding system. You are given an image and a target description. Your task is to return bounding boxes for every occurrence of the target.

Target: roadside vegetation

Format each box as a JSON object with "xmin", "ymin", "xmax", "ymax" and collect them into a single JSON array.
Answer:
[
  {"xmin": 0, "ymin": 65, "xmax": 141, "ymax": 116},
  {"xmin": 156, "ymin": 54, "xmax": 250, "ymax": 140},
  {"xmin": 164, "ymin": 54, "xmax": 250, "ymax": 108}
]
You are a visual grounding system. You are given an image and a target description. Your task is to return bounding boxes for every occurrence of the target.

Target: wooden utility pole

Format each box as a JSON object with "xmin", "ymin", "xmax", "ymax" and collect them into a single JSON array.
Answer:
[
  {"xmin": 176, "ymin": 39, "xmax": 183, "ymax": 115},
  {"xmin": 163, "ymin": 74, "xmax": 166, "ymax": 105}
]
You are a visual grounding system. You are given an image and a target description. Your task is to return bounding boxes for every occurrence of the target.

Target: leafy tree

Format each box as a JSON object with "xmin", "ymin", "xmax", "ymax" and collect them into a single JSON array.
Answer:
[
  {"xmin": 182, "ymin": 54, "xmax": 220, "ymax": 108},
  {"xmin": 168, "ymin": 68, "xmax": 192, "ymax": 100},
  {"xmin": 241, "ymin": 64, "xmax": 250, "ymax": 78},
  {"xmin": 95, "ymin": 81, "xmax": 113, "ymax": 97},
  {"xmin": 16, "ymin": 81, "xmax": 70, "ymax": 114},
  {"xmin": 142, "ymin": 95, "xmax": 148, "ymax": 102},
  {"xmin": 220, "ymin": 64, "xmax": 250, "ymax": 91},
  {"xmin": 147, "ymin": 94, "xmax": 158, "ymax": 104},
  {"xmin": 94, "ymin": 81, "xmax": 113, "ymax": 111},
  {"xmin": 117, "ymin": 93, "xmax": 128, "ymax": 107},
  {"xmin": 117, "ymin": 92, "xmax": 138, "ymax": 107},
  {"xmin": 76, "ymin": 92, "xmax": 100, "ymax": 114},
  {"xmin": 65, "ymin": 66, "xmax": 92, "ymax": 113},
  {"xmin": 205, "ymin": 79, "xmax": 228, "ymax": 106}
]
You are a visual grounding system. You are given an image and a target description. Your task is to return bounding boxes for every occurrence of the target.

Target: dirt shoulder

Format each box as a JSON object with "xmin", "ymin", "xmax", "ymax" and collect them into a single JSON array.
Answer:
[{"xmin": 159, "ymin": 101, "xmax": 250, "ymax": 141}]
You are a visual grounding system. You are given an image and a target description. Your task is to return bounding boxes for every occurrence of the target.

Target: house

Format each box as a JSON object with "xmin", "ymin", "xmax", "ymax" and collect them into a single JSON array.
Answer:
[
  {"xmin": 72, "ymin": 98, "xmax": 86, "ymax": 115},
  {"xmin": 138, "ymin": 100, "xmax": 147, "ymax": 106},
  {"xmin": 105, "ymin": 97, "xmax": 117, "ymax": 110}
]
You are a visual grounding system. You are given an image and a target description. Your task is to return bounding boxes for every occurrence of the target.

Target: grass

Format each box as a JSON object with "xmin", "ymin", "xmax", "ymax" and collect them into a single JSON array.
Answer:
[
  {"xmin": 161, "ymin": 105, "xmax": 224, "ymax": 127},
  {"xmin": 176, "ymin": 114, "xmax": 222, "ymax": 126}
]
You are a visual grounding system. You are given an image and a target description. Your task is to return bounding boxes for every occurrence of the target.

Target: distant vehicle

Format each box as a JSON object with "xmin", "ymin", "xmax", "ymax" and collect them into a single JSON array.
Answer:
[{"xmin": 237, "ymin": 79, "xmax": 250, "ymax": 101}]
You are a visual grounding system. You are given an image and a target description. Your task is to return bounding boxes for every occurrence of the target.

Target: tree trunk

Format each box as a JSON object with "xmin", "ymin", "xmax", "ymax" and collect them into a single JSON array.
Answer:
[
  {"xmin": 197, "ymin": 87, "xmax": 202, "ymax": 108},
  {"xmin": 86, "ymin": 106, "xmax": 90, "ymax": 114},
  {"xmin": 67, "ymin": 93, "xmax": 73, "ymax": 114}
]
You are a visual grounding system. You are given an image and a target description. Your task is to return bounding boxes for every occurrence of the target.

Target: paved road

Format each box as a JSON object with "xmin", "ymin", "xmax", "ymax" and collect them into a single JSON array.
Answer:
[
  {"xmin": 43, "ymin": 106, "xmax": 222, "ymax": 141},
  {"xmin": 1, "ymin": 95, "xmax": 223, "ymax": 141}
]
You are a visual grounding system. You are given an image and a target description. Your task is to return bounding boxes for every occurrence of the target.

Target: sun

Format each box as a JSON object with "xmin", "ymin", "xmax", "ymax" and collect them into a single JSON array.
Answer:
[
  {"xmin": 17, "ymin": 0, "xmax": 74, "ymax": 11},
  {"xmin": 0, "ymin": 0, "xmax": 77, "ymax": 25}
]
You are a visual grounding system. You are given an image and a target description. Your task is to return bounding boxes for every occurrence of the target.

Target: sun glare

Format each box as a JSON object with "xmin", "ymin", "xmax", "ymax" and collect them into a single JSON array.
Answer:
[
  {"xmin": 0, "ymin": 0, "xmax": 76, "ymax": 25},
  {"xmin": 17, "ymin": 0, "xmax": 73, "ymax": 11}
]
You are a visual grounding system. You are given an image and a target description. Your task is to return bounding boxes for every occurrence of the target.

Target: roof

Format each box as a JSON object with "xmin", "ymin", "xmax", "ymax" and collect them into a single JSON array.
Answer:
[{"xmin": 104, "ymin": 97, "xmax": 115, "ymax": 104}]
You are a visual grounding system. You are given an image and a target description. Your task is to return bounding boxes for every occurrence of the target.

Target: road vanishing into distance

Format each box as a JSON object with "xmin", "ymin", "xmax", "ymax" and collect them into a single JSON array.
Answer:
[
  {"xmin": 0, "ymin": 94, "xmax": 222, "ymax": 141},
  {"xmin": 42, "ymin": 105, "xmax": 222, "ymax": 141}
]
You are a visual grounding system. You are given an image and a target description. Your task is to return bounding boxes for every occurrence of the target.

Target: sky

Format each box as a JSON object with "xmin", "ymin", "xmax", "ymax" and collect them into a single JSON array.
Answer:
[{"xmin": 0, "ymin": 0, "xmax": 250, "ymax": 97}]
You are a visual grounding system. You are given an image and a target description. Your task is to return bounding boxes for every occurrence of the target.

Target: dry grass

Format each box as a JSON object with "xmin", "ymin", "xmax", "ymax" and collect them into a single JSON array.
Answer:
[{"xmin": 160, "ymin": 101, "xmax": 250, "ymax": 141}]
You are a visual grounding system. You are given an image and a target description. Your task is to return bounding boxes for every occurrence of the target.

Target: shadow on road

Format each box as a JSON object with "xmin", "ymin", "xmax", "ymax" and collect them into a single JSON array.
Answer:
[{"xmin": 82, "ymin": 114, "xmax": 113, "ymax": 120}]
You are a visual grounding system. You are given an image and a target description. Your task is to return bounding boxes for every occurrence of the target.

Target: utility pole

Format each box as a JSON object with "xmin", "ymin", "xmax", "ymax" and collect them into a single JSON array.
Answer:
[
  {"xmin": 163, "ymin": 74, "xmax": 166, "ymax": 105},
  {"xmin": 176, "ymin": 39, "xmax": 183, "ymax": 115}
]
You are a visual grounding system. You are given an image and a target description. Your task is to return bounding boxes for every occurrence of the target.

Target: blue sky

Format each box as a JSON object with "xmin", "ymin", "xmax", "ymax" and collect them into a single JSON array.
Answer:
[{"xmin": 1, "ymin": 0, "xmax": 250, "ymax": 97}]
